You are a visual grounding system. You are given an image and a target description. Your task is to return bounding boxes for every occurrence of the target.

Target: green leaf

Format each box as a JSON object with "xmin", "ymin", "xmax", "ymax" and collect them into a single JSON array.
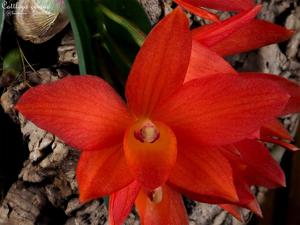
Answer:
[
  {"xmin": 97, "ymin": 0, "xmax": 151, "ymax": 80},
  {"xmin": 99, "ymin": 4, "xmax": 146, "ymax": 47},
  {"xmin": 0, "ymin": 0, "xmax": 5, "ymax": 40},
  {"xmin": 3, "ymin": 48, "xmax": 22, "ymax": 76},
  {"xmin": 101, "ymin": 0, "xmax": 151, "ymax": 34},
  {"xmin": 65, "ymin": 0, "xmax": 100, "ymax": 75},
  {"xmin": 1, "ymin": 48, "xmax": 22, "ymax": 86},
  {"xmin": 65, "ymin": 0, "xmax": 152, "ymax": 91}
]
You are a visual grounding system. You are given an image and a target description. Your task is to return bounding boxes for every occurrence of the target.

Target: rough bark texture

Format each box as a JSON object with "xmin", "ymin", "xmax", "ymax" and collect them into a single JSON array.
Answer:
[{"xmin": 0, "ymin": 0, "xmax": 299, "ymax": 225}]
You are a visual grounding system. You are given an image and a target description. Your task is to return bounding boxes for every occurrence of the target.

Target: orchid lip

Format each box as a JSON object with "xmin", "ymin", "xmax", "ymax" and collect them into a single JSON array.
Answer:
[
  {"xmin": 124, "ymin": 119, "xmax": 177, "ymax": 189},
  {"xmin": 134, "ymin": 120, "xmax": 160, "ymax": 143}
]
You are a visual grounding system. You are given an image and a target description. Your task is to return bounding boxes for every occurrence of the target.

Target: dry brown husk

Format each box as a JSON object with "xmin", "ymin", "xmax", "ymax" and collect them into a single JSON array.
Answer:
[{"xmin": 14, "ymin": 0, "xmax": 69, "ymax": 43}]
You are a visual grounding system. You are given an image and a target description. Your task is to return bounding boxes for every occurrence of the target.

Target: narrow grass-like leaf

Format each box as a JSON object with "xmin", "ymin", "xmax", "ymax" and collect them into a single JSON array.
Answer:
[
  {"xmin": 101, "ymin": 0, "xmax": 151, "ymax": 33},
  {"xmin": 0, "ymin": 0, "xmax": 4, "ymax": 40},
  {"xmin": 65, "ymin": 0, "xmax": 152, "ymax": 92},
  {"xmin": 65, "ymin": 0, "xmax": 100, "ymax": 75},
  {"xmin": 99, "ymin": 4, "xmax": 146, "ymax": 47}
]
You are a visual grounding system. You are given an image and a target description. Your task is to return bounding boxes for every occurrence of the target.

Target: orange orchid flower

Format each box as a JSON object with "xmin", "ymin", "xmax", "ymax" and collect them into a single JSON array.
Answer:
[{"xmin": 16, "ymin": 8, "xmax": 299, "ymax": 225}]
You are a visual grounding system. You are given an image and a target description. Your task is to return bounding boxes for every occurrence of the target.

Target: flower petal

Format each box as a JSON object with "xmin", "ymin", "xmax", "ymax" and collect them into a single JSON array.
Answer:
[
  {"xmin": 241, "ymin": 73, "xmax": 300, "ymax": 115},
  {"xmin": 219, "ymin": 204, "xmax": 244, "ymax": 221},
  {"xmin": 233, "ymin": 184, "xmax": 262, "ymax": 217},
  {"xmin": 245, "ymin": 199, "xmax": 262, "ymax": 217},
  {"xmin": 261, "ymin": 119, "xmax": 293, "ymax": 141},
  {"xmin": 210, "ymin": 20, "xmax": 294, "ymax": 56},
  {"xmin": 76, "ymin": 145, "xmax": 134, "ymax": 203},
  {"xmin": 16, "ymin": 76, "xmax": 132, "ymax": 151},
  {"xmin": 235, "ymin": 140, "xmax": 286, "ymax": 188},
  {"xmin": 220, "ymin": 199, "xmax": 262, "ymax": 220},
  {"xmin": 109, "ymin": 181, "xmax": 141, "ymax": 225},
  {"xmin": 185, "ymin": 42, "xmax": 237, "ymax": 82},
  {"xmin": 221, "ymin": 148, "xmax": 263, "ymax": 216},
  {"xmin": 168, "ymin": 143, "xmax": 238, "ymax": 203},
  {"xmin": 153, "ymin": 75, "xmax": 290, "ymax": 146},
  {"xmin": 175, "ymin": 0, "xmax": 255, "ymax": 12},
  {"xmin": 124, "ymin": 120, "xmax": 177, "ymax": 189},
  {"xmin": 126, "ymin": 8, "xmax": 191, "ymax": 117},
  {"xmin": 192, "ymin": 5, "xmax": 261, "ymax": 48},
  {"xmin": 135, "ymin": 185, "xmax": 189, "ymax": 225},
  {"xmin": 173, "ymin": 0, "xmax": 219, "ymax": 22},
  {"xmin": 261, "ymin": 137, "xmax": 299, "ymax": 152}
]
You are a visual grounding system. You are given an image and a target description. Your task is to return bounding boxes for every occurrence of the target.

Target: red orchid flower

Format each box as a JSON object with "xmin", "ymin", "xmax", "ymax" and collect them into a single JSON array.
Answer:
[
  {"xmin": 188, "ymin": 4, "xmax": 297, "ymax": 151},
  {"xmin": 16, "ymin": 8, "xmax": 296, "ymax": 225},
  {"xmin": 193, "ymin": 5, "xmax": 294, "ymax": 56},
  {"xmin": 190, "ymin": 4, "xmax": 293, "ymax": 57},
  {"xmin": 183, "ymin": 3, "xmax": 299, "ymax": 219},
  {"xmin": 174, "ymin": 0, "xmax": 293, "ymax": 57}
]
